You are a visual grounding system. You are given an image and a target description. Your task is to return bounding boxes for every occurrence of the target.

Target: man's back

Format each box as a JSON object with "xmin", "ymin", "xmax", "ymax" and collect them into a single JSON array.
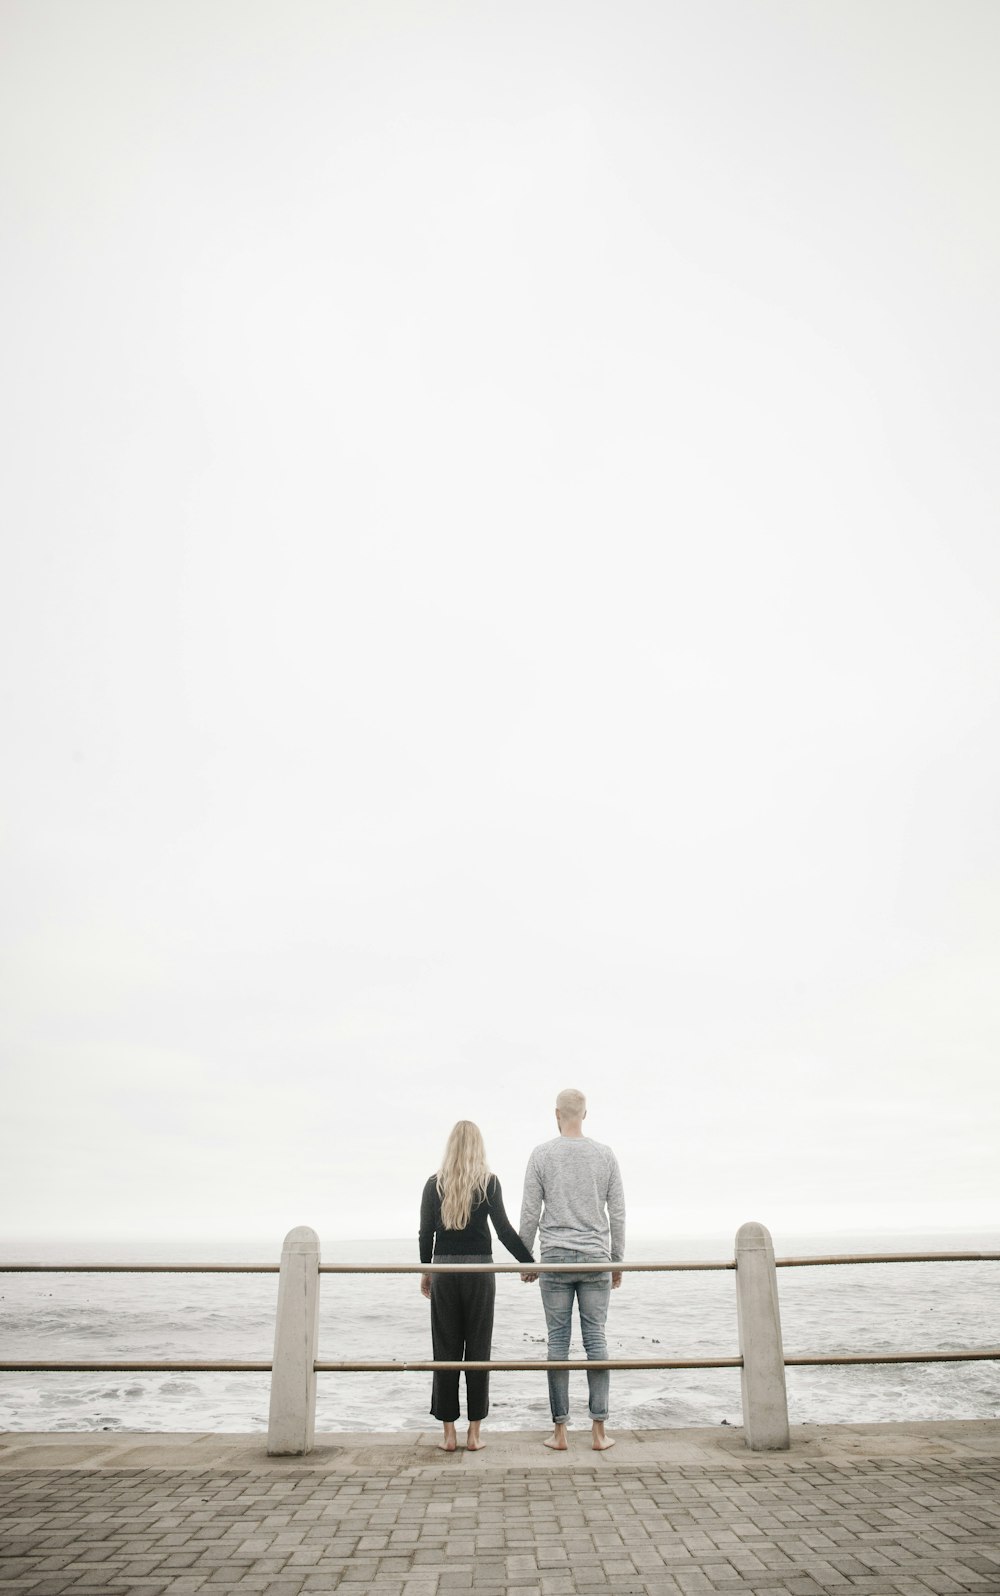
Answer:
[{"xmin": 519, "ymin": 1135, "xmax": 625, "ymax": 1261}]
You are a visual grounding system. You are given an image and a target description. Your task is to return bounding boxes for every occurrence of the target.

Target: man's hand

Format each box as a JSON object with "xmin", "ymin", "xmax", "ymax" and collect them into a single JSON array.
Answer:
[
  {"xmin": 420, "ymin": 1273, "xmax": 431, "ymax": 1299},
  {"xmin": 520, "ymin": 1271, "xmax": 539, "ymax": 1284},
  {"xmin": 611, "ymin": 1271, "xmax": 623, "ymax": 1289}
]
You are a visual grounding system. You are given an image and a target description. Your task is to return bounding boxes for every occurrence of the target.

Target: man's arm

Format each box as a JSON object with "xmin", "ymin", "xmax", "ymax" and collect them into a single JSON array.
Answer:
[
  {"xmin": 519, "ymin": 1151, "xmax": 543, "ymax": 1255},
  {"xmin": 607, "ymin": 1152, "xmax": 626, "ymax": 1266}
]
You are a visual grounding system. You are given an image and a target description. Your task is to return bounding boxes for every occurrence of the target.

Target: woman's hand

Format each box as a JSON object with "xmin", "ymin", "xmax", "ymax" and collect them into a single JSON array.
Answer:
[{"xmin": 420, "ymin": 1272, "xmax": 432, "ymax": 1299}]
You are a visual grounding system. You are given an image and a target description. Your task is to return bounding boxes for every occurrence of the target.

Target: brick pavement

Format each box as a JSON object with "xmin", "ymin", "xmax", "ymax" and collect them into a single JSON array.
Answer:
[{"xmin": 2, "ymin": 1429, "xmax": 999, "ymax": 1596}]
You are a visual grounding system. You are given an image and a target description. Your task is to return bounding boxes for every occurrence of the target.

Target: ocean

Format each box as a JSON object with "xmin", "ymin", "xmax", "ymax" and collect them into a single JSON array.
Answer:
[{"xmin": 1, "ymin": 1233, "xmax": 997, "ymax": 1435}]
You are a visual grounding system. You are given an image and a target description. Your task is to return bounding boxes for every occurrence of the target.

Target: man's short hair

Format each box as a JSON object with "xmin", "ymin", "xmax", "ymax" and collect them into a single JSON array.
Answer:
[{"xmin": 556, "ymin": 1088, "xmax": 587, "ymax": 1120}]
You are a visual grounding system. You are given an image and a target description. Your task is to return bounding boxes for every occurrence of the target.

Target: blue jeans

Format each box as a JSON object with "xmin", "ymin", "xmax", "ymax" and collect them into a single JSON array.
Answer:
[{"xmin": 539, "ymin": 1249, "xmax": 612, "ymax": 1424}]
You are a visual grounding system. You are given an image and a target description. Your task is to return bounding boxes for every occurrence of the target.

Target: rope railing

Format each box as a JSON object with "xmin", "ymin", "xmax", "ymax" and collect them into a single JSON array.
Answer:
[{"xmin": 2, "ymin": 1229, "xmax": 997, "ymax": 1454}]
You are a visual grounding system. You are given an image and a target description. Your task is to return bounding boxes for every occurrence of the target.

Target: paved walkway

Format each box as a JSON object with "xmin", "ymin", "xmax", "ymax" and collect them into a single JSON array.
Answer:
[{"xmin": 2, "ymin": 1422, "xmax": 999, "ymax": 1595}]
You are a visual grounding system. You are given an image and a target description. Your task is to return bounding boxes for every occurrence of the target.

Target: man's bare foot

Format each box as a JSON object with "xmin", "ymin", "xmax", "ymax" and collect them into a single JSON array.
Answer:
[
  {"xmin": 466, "ymin": 1423, "xmax": 486, "ymax": 1451},
  {"xmin": 437, "ymin": 1422, "xmax": 458, "ymax": 1452},
  {"xmin": 543, "ymin": 1424, "xmax": 569, "ymax": 1451},
  {"xmin": 592, "ymin": 1422, "xmax": 615, "ymax": 1451}
]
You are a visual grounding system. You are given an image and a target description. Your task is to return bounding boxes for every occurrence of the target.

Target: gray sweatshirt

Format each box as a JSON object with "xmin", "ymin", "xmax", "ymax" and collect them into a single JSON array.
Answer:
[{"xmin": 519, "ymin": 1136, "xmax": 626, "ymax": 1262}]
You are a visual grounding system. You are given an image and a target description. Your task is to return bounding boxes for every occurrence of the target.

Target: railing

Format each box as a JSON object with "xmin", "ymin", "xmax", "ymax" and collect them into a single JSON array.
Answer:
[{"xmin": 2, "ymin": 1223, "xmax": 998, "ymax": 1455}]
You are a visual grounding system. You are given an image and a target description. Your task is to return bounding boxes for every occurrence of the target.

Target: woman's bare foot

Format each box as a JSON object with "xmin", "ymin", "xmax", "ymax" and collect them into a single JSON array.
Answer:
[
  {"xmin": 466, "ymin": 1421, "xmax": 486, "ymax": 1450},
  {"xmin": 437, "ymin": 1422, "xmax": 458, "ymax": 1452},
  {"xmin": 591, "ymin": 1421, "xmax": 615, "ymax": 1450},
  {"xmin": 543, "ymin": 1423, "xmax": 569, "ymax": 1450}
]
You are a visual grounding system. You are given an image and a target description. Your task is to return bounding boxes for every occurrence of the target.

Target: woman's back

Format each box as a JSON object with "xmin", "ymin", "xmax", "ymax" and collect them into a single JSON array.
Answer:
[{"xmin": 419, "ymin": 1172, "xmax": 534, "ymax": 1262}]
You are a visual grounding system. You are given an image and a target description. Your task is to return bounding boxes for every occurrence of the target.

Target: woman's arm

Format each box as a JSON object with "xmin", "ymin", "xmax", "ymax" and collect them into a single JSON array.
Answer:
[
  {"xmin": 487, "ymin": 1175, "xmax": 535, "ymax": 1264},
  {"xmin": 419, "ymin": 1176, "xmax": 437, "ymax": 1296}
]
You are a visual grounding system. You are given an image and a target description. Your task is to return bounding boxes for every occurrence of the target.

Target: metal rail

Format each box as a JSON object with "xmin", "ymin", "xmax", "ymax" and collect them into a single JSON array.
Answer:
[
  {"xmin": 775, "ymin": 1251, "xmax": 1000, "ymax": 1268},
  {"xmin": 0, "ymin": 1357, "xmax": 733, "ymax": 1373},
  {"xmin": 784, "ymin": 1348, "xmax": 1000, "ymax": 1365},
  {"xmin": 0, "ymin": 1361, "xmax": 275, "ymax": 1373},
  {"xmin": 4, "ymin": 1348, "xmax": 998, "ymax": 1373},
  {"xmin": 0, "ymin": 1263, "xmax": 281, "ymax": 1273},
  {"xmin": 3, "ymin": 1251, "xmax": 997, "ymax": 1274},
  {"xmin": 320, "ymin": 1261, "xmax": 734, "ymax": 1273},
  {"xmin": 0, "ymin": 1260, "xmax": 728, "ymax": 1274}
]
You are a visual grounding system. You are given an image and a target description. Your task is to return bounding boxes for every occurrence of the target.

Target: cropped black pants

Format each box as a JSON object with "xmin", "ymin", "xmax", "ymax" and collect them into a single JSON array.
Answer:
[{"xmin": 429, "ymin": 1255, "xmax": 495, "ymax": 1422}]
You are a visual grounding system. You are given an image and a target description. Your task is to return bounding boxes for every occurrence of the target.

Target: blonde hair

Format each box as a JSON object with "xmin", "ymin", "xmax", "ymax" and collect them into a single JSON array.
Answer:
[
  {"xmin": 556, "ymin": 1087, "xmax": 586, "ymax": 1121},
  {"xmin": 437, "ymin": 1121, "xmax": 491, "ymax": 1231}
]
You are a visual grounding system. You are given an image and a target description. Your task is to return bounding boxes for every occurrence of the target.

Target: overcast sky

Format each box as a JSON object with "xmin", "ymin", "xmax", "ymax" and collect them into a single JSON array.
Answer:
[{"xmin": 2, "ymin": 1, "xmax": 998, "ymax": 1249}]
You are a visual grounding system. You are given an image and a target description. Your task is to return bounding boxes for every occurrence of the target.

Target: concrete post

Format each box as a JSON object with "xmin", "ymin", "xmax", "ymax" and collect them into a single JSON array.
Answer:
[
  {"xmin": 735, "ymin": 1220, "xmax": 790, "ymax": 1451},
  {"xmin": 267, "ymin": 1225, "xmax": 320, "ymax": 1456}
]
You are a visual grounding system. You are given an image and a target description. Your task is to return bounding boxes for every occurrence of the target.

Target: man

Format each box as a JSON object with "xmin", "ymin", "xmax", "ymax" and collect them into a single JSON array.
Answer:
[{"xmin": 519, "ymin": 1088, "xmax": 625, "ymax": 1450}]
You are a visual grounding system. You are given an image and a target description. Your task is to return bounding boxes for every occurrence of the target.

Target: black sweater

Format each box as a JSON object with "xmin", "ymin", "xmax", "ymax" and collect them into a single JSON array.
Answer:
[{"xmin": 419, "ymin": 1173, "xmax": 535, "ymax": 1266}]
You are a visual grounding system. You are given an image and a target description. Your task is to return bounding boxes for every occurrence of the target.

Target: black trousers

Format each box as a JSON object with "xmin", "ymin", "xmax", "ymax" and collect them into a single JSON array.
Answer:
[{"xmin": 429, "ymin": 1255, "xmax": 496, "ymax": 1422}]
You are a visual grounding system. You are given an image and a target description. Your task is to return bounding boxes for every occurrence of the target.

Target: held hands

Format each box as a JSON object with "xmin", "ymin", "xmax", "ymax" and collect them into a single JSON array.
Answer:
[{"xmin": 423, "ymin": 1269, "xmax": 542, "ymax": 1289}]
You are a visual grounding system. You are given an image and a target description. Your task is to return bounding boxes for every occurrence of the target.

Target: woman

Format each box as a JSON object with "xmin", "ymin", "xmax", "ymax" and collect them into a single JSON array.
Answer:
[{"xmin": 419, "ymin": 1120, "xmax": 535, "ymax": 1451}]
